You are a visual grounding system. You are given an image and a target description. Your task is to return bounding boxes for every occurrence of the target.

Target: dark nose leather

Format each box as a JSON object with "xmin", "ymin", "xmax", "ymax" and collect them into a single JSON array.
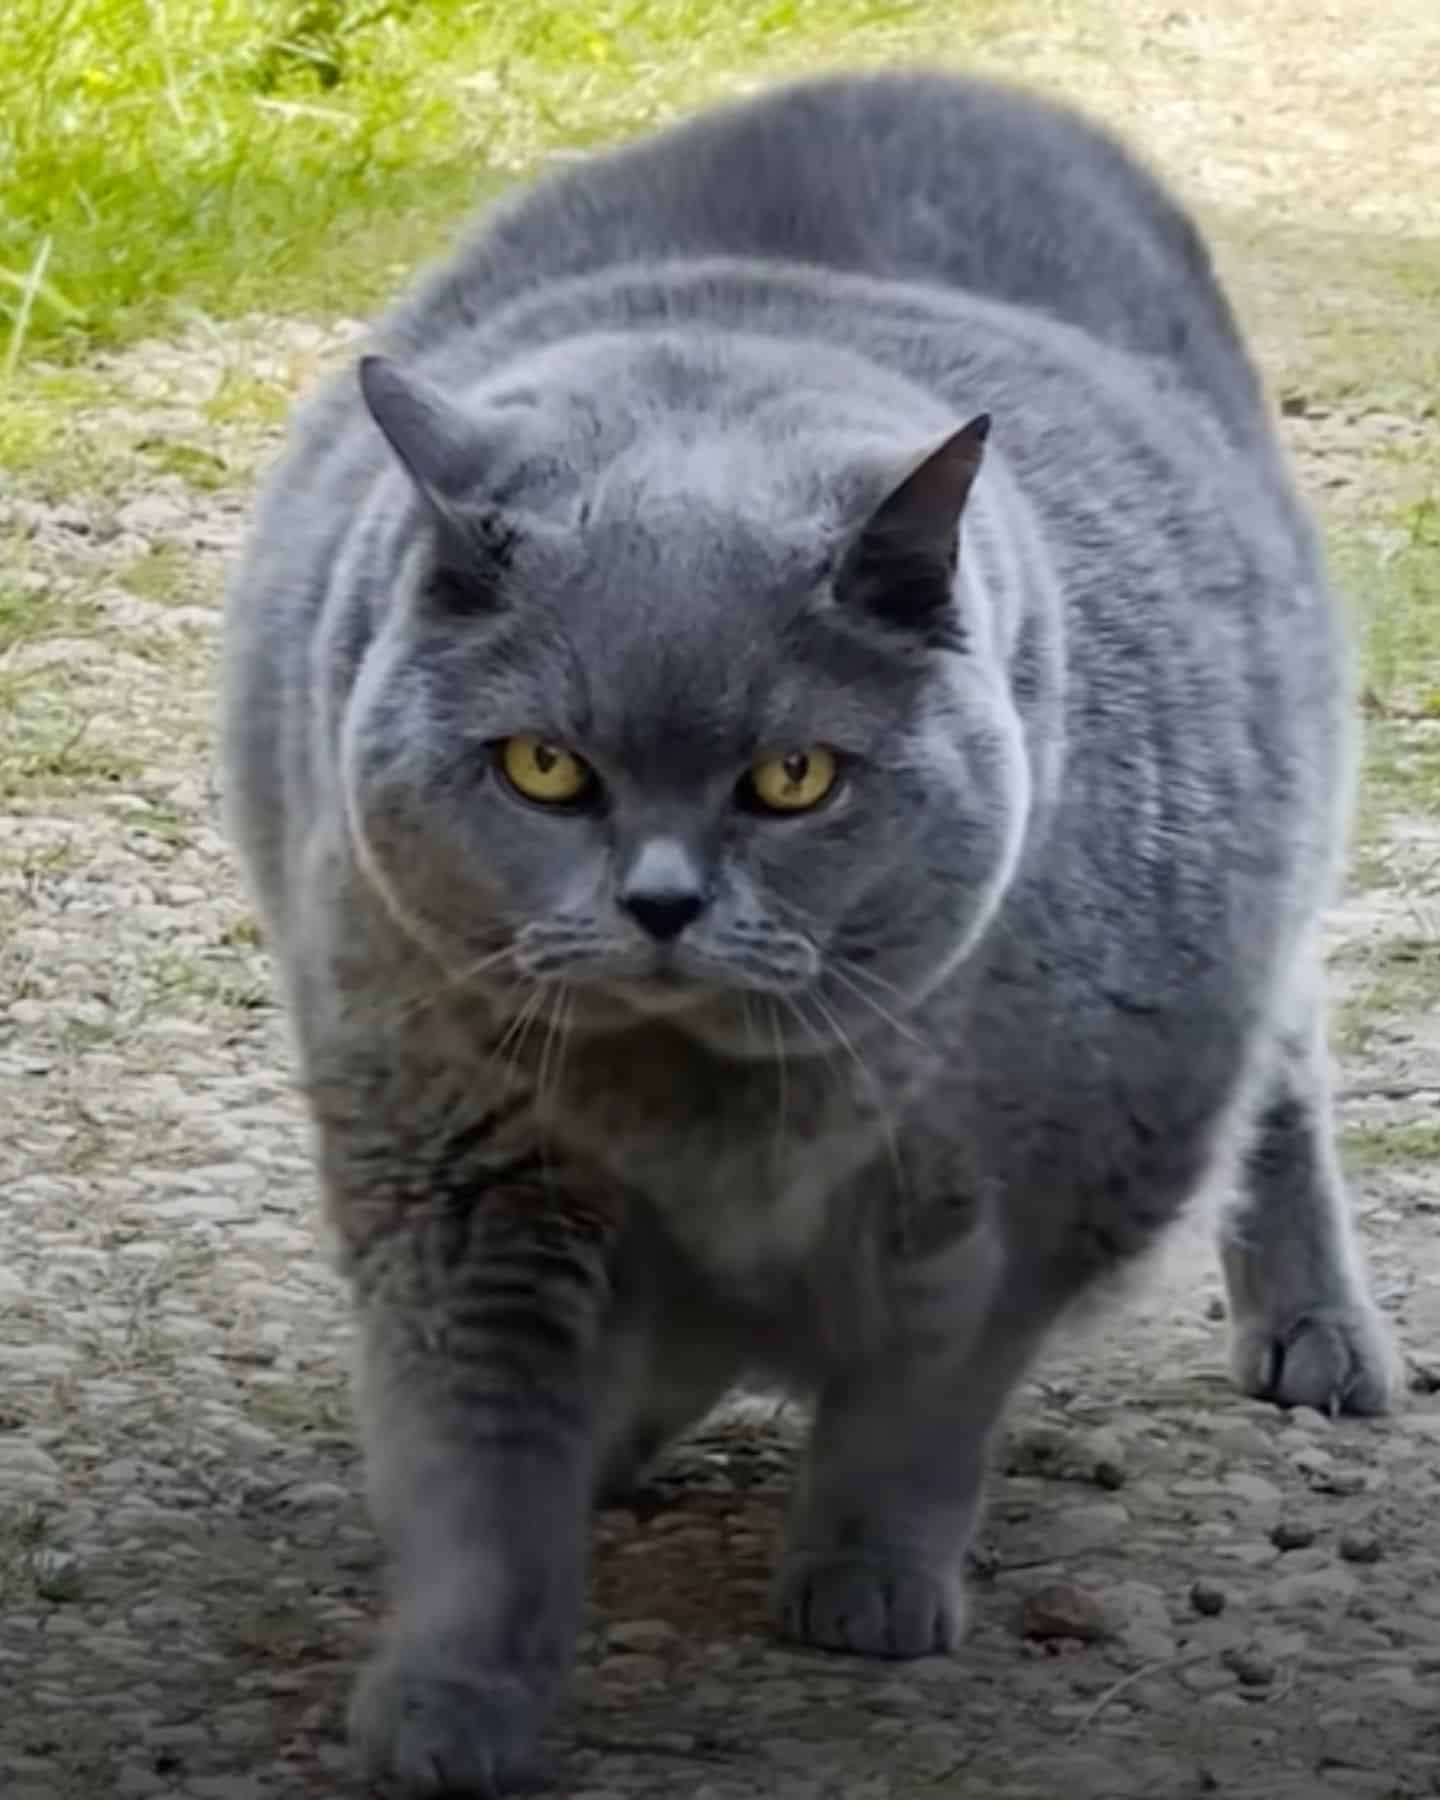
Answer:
[
  {"xmin": 621, "ymin": 887, "xmax": 706, "ymax": 941},
  {"xmin": 619, "ymin": 838, "xmax": 710, "ymax": 941}
]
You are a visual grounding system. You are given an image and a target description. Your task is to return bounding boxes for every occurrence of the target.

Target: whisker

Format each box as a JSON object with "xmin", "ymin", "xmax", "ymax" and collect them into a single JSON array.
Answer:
[
  {"xmin": 384, "ymin": 940, "xmax": 518, "ymax": 1029},
  {"xmin": 823, "ymin": 958, "xmax": 929, "ymax": 1049},
  {"xmin": 766, "ymin": 995, "xmax": 790, "ymax": 1180},
  {"xmin": 534, "ymin": 981, "xmax": 572, "ymax": 1184},
  {"xmin": 492, "ymin": 981, "xmax": 548, "ymax": 1101},
  {"xmin": 798, "ymin": 987, "xmax": 908, "ymax": 1200},
  {"xmin": 824, "ymin": 951, "xmax": 915, "ymax": 1009}
]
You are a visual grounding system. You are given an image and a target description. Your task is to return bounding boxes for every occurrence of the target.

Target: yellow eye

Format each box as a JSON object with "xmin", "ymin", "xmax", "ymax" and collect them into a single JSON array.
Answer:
[
  {"xmin": 499, "ymin": 735, "xmax": 594, "ymax": 806},
  {"xmin": 746, "ymin": 747, "xmax": 839, "ymax": 814}
]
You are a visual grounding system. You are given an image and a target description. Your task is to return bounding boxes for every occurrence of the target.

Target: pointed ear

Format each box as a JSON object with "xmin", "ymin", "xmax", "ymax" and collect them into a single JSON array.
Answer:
[
  {"xmin": 836, "ymin": 414, "xmax": 990, "ymax": 640},
  {"xmin": 358, "ymin": 354, "xmax": 485, "ymax": 504},
  {"xmin": 358, "ymin": 354, "xmax": 516, "ymax": 611}
]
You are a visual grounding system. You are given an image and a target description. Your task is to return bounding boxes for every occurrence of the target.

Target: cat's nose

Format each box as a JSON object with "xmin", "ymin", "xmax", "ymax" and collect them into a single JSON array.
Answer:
[
  {"xmin": 619, "ymin": 839, "xmax": 710, "ymax": 941},
  {"xmin": 623, "ymin": 888, "xmax": 706, "ymax": 941}
]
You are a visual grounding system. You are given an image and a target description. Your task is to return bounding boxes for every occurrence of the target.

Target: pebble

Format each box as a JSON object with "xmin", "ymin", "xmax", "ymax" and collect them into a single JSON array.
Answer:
[
  {"xmin": 272, "ymin": 1480, "xmax": 348, "ymax": 1511},
  {"xmin": 597, "ymin": 1653, "xmax": 666, "ymax": 1686},
  {"xmin": 1314, "ymin": 1468, "xmax": 1368, "ymax": 1497},
  {"xmin": 1226, "ymin": 1472, "xmax": 1284, "ymax": 1506},
  {"xmin": 1339, "ymin": 1530, "xmax": 1385, "ymax": 1565},
  {"xmin": 1190, "ymin": 1579, "xmax": 1228, "ymax": 1617},
  {"xmin": 1048, "ymin": 1500, "xmax": 1131, "ymax": 1554},
  {"xmin": 606, "ymin": 1618, "xmax": 680, "ymax": 1655},
  {"xmin": 1271, "ymin": 1519, "xmax": 1318, "ymax": 1551},
  {"xmin": 1267, "ymin": 1566, "xmax": 1359, "ymax": 1608},
  {"xmin": 1222, "ymin": 1647, "xmax": 1276, "ymax": 1688},
  {"xmin": 1020, "ymin": 1583, "xmax": 1112, "ymax": 1643}
]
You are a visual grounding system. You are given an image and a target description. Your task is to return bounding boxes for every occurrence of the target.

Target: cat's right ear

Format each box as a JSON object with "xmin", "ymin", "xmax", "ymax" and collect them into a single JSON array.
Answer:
[
  {"xmin": 358, "ymin": 355, "xmax": 514, "ymax": 609},
  {"xmin": 359, "ymin": 354, "xmax": 481, "ymax": 506}
]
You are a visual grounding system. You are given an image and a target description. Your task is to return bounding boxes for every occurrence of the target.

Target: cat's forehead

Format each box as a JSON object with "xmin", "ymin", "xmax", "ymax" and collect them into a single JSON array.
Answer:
[{"xmin": 491, "ymin": 500, "xmax": 915, "ymax": 773}]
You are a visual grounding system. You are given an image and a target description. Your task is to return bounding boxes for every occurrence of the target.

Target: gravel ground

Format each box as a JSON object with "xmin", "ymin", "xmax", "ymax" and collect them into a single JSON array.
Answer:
[{"xmin": 2, "ymin": 18, "xmax": 1439, "ymax": 1787}]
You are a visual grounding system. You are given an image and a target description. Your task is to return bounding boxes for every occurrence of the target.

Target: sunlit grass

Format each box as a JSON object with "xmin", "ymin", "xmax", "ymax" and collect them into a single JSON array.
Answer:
[{"xmin": 0, "ymin": 0, "xmax": 1003, "ymax": 363}]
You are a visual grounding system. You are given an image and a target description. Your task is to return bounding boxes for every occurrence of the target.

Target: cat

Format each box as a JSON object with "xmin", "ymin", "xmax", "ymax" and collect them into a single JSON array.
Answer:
[{"xmin": 222, "ymin": 69, "xmax": 1397, "ymax": 1796}]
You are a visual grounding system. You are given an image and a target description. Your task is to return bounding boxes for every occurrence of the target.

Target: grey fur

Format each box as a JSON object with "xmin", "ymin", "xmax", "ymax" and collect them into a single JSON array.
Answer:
[{"xmin": 221, "ymin": 70, "xmax": 1396, "ymax": 1796}]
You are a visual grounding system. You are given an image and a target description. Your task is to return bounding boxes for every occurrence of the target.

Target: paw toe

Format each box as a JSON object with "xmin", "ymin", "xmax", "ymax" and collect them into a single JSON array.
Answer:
[
  {"xmin": 775, "ymin": 1553, "xmax": 965, "ymax": 1658},
  {"xmin": 349, "ymin": 1659, "xmax": 541, "ymax": 1797},
  {"xmin": 1232, "ymin": 1303, "xmax": 1399, "ymax": 1416}
]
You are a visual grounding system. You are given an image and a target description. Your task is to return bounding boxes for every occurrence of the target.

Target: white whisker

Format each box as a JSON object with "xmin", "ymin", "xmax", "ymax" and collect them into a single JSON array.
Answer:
[
  {"xmin": 386, "ymin": 940, "xmax": 518, "ymax": 1029},
  {"xmin": 823, "ymin": 958, "xmax": 929, "ymax": 1048},
  {"xmin": 799, "ymin": 986, "xmax": 908, "ymax": 1200},
  {"xmin": 766, "ymin": 995, "xmax": 790, "ymax": 1181}
]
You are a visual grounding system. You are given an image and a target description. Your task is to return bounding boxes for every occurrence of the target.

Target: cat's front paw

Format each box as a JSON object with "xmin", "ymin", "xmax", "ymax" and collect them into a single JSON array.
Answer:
[
  {"xmin": 1230, "ymin": 1300, "xmax": 1399, "ymax": 1416},
  {"xmin": 349, "ymin": 1653, "xmax": 544, "ymax": 1797},
  {"xmin": 774, "ymin": 1551, "xmax": 965, "ymax": 1658}
]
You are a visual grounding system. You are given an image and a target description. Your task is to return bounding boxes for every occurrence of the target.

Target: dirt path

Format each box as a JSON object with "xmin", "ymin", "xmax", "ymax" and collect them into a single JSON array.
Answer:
[{"xmin": 2, "ymin": 5, "xmax": 1438, "ymax": 1797}]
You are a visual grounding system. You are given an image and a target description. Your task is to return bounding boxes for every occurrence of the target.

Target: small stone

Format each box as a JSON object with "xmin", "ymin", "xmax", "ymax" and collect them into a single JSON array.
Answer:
[
  {"xmin": 1048, "ymin": 1500, "xmax": 1130, "ymax": 1554},
  {"xmin": 0, "ymin": 1443, "xmax": 63, "ymax": 1480},
  {"xmin": 1316, "ymin": 1469, "xmax": 1367, "ymax": 1497},
  {"xmin": 1092, "ymin": 1458, "xmax": 1127, "ymax": 1492},
  {"xmin": 1216, "ymin": 1421, "xmax": 1274, "ymax": 1461},
  {"xmin": 1338, "ymin": 1530, "xmax": 1384, "ymax": 1565},
  {"xmin": 32, "ymin": 1552, "xmax": 85, "ymax": 1603},
  {"xmin": 597, "ymin": 1652, "xmax": 665, "ymax": 1686},
  {"xmin": 1271, "ymin": 1519, "xmax": 1317, "ymax": 1551},
  {"xmin": 1191, "ymin": 1579, "xmax": 1228, "ymax": 1617},
  {"xmin": 1222, "ymin": 1647, "xmax": 1275, "ymax": 1687},
  {"xmin": 1005, "ymin": 1424, "xmax": 1072, "ymax": 1476},
  {"xmin": 1205, "ymin": 1296, "xmax": 1227, "ymax": 1321},
  {"xmin": 1020, "ymin": 1583, "xmax": 1111, "ymax": 1643},
  {"xmin": 273, "ymin": 1480, "xmax": 348, "ymax": 1511},
  {"xmin": 1268, "ymin": 1566, "xmax": 1358, "ymax": 1608},
  {"xmin": 1226, "ymin": 1472, "xmax": 1283, "ymax": 1506},
  {"xmin": 606, "ymin": 1618, "xmax": 679, "ymax": 1655}
]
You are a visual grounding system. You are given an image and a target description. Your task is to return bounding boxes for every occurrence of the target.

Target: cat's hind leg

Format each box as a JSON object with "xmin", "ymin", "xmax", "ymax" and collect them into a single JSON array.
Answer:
[
  {"xmin": 1221, "ymin": 1002, "xmax": 1398, "ymax": 1415},
  {"xmin": 593, "ymin": 1302, "xmax": 745, "ymax": 1505}
]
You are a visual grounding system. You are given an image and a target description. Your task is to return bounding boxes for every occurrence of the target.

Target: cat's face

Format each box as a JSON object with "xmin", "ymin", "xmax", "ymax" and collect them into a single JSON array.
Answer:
[{"xmin": 340, "ymin": 349, "xmax": 1030, "ymax": 1054}]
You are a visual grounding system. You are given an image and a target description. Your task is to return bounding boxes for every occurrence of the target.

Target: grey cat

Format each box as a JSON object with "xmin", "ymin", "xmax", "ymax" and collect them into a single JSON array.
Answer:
[{"xmin": 222, "ymin": 70, "xmax": 1397, "ymax": 1796}]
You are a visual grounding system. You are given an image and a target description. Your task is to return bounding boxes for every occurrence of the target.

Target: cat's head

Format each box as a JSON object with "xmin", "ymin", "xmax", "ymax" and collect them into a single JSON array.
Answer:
[{"xmin": 340, "ymin": 336, "xmax": 1031, "ymax": 1055}]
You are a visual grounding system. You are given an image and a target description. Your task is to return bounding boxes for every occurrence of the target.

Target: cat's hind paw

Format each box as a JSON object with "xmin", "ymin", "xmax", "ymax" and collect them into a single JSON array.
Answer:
[
  {"xmin": 349, "ymin": 1656, "xmax": 544, "ymax": 1797},
  {"xmin": 1230, "ymin": 1300, "xmax": 1400, "ymax": 1416},
  {"xmin": 774, "ymin": 1551, "xmax": 966, "ymax": 1658}
]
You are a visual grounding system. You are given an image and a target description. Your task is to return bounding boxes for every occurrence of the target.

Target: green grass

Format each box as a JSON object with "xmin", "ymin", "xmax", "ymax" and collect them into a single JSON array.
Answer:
[
  {"xmin": 119, "ymin": 544, "xmax": 202, "ymax": 606},
  {"xmin": 0, "ymin": 580, "xmax": 102, "ymax": 652},
  {"xmin": 1343, "ymin": 1121, "xmax": 1440, "ymax": 1171},
  {"xmin": 0, "ymin": 0, "xmax": 996, "ymax": 369}
]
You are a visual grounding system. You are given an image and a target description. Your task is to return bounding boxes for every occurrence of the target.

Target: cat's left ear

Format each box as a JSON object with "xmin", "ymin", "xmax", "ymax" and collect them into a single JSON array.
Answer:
[{"xmin": 836, "ymin": 414, "xmax": 990, "ymax": 638}]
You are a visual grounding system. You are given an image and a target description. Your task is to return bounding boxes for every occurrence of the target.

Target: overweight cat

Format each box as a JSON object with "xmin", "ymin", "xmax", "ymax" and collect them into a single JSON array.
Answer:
[{"xmin": 222, "ymin": 70, "xmax": 1396, "ymax": 1796}]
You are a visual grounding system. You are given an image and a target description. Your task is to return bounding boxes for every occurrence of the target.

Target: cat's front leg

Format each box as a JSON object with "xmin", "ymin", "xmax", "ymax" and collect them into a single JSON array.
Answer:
[
  {"xmin": 777, "ymin": 1250, "xmax": 1065, "ymax": 1660},
  {"xmin": 344, "ymin": 1179, "xmax": 619, "ymax": 1797}
]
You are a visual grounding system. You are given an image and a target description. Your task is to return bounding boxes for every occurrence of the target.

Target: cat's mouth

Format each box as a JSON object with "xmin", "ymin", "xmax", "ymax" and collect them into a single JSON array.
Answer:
[{"xmin": 601, "ymin": 959, "xmax": 720, "ymax": 1017}]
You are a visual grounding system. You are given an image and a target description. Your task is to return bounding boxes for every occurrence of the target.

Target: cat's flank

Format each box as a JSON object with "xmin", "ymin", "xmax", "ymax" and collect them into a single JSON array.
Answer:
[{"xmin": 223, "ymin": 71, "xmax": 1396, "ymax": 1796}]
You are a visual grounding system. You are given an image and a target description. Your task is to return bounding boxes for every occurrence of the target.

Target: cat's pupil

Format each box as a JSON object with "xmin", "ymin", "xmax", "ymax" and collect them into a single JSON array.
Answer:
[
  {"xmin": 781, "ymin": 753, "xmax": 809, "ymax": 788},
  {"xmin": 533, "ymin": 744, "xmax": 558, "ymax": 774}
]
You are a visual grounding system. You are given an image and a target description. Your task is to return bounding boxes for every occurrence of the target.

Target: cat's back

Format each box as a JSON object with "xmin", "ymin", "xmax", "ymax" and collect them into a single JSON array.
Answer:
[{"xmin": 391, "ymin": 70, "xmax": 1262, "ymax": 443}]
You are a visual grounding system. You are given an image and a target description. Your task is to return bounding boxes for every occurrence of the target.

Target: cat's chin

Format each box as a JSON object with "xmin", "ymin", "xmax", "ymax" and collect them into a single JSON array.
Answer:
[{"xmin": 557, "ymin": 978, "xmax": 799, "ymax": 1060}]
